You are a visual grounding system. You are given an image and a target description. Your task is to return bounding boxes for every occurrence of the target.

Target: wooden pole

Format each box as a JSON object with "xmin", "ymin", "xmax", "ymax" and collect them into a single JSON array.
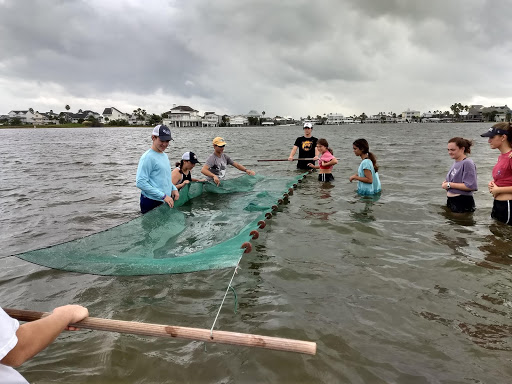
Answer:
[{"xmin": 4, "ymin": 308, "xmax": 316, "ymax": 355}]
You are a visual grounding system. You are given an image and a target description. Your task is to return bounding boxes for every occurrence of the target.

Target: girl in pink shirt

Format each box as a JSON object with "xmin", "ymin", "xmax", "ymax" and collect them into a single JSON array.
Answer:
[
  {"xmin": 481, "ymin": 122, "xmax": 512, "ymax": 225},
  {"xmin": 308, "ymin": 138, "xmax": 338, "ymax": 182}
]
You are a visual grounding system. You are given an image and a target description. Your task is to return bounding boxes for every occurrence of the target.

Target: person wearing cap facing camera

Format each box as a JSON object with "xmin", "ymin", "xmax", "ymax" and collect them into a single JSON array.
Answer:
[
  {"xmin": 172, "ymin": 151, "xmax": 206, "ymax": 190},
  {"xmin": 201, "ymin": 137, "xmax": 255, "ymax": 186},
  {"xmin": 136, "ymin": 125, "xmax": 179, "ymax": 214},
  {"xmin": 481, "ymin": 122, "xmax": 512, "ymax": 225},
  {"xmin": 288, "ymin": 122, "xmax": 319, "ymax": 169}
]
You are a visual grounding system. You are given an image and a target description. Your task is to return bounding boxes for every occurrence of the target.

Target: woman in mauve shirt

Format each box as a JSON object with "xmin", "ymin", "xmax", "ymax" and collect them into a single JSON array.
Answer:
[
  {"xmin": 481, "ymin": 122, "xmax": 512, "ymax": 225},
  {"xmin": 442, "ymin": 137, "xmax": 478, "ymax": 213}
]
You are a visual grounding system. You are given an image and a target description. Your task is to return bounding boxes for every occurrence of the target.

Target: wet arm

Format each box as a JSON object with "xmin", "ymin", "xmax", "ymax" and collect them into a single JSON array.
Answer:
[
  {"xmin": 233, "ymin": 162, "xmax": 255, "ymax": 175},
  {"xmin": 1, "ymin": 305, "xmax": 88, "ymax": 367},
  {"xmin": 288, "ymin": 146, "xmax": 298, "ymax": 160}
]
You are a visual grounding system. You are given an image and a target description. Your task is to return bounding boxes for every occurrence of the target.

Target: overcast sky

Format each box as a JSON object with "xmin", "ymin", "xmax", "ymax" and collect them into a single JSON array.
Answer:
[{"xmin": 1, "ymin": 0, "xmax": 511, "ymax": 118}]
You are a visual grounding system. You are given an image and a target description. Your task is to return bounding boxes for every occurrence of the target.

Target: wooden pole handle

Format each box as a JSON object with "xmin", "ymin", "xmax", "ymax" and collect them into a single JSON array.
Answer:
[{"xmin": 4, "ymin": 308, "xmax": 316, "ymax": 355}]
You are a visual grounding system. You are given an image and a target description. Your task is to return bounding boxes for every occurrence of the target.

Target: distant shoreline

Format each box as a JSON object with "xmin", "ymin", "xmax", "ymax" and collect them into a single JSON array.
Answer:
[{"xmin": 0, "ymin": 124, "xmax": 151, "ymax": 130}]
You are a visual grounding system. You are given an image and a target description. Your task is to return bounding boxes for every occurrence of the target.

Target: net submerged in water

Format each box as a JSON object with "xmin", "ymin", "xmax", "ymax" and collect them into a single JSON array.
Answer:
[{"xmin": 16, "ymin": 174, "xmax": 304, "ymax": 275}]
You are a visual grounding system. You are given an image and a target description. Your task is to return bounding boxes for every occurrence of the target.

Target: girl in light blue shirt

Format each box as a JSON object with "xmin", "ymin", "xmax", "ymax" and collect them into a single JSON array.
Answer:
[{"xmin": 349, "ymin": 138, "xmax": 381, "ymax": 195}]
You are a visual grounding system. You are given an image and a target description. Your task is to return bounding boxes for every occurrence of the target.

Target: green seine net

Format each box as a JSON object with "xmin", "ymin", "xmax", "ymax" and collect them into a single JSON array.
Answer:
[{"xmin": 16, "ymin": 174, "xmax": 305, "ymax": 275}]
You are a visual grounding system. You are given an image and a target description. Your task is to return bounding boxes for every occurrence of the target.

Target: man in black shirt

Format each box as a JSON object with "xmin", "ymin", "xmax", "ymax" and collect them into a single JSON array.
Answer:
[{"xmin": 288, "ymin": 122, "xmax": 319, "ymax": 169}]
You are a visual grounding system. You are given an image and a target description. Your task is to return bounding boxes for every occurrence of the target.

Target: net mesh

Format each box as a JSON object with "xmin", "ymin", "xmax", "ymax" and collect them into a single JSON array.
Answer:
[{"xmin": 16, "ymin": 173, "xmax": 305, "ymax": 275}]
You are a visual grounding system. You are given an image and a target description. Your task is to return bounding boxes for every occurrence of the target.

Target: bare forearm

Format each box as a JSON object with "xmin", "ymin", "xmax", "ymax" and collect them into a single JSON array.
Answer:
[
  {"xmin": 201, "ymin": 165, "xmax": 216, "ymax": 178},
  {"xmin": 4, "ymin": 315, "xmax": 71, "ymax": 366},
  {"xmin": 355, "ymin": 176, "xmax": 372, "ymax": 183}
]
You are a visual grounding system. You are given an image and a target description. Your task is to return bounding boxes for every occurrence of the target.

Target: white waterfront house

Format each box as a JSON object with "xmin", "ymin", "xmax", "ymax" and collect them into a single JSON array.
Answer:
[
  {"xmin": 202, "ymin": 112, "xmax": 221, "ymax": 127},
  {"xmin": 7, "ymin": 110, "xmax": 49, "ymax": 125},
  {"xmin": 401, "ymin": 109, "xmax": 420, "ymax": 122},
  {"xmin": 229, "ymin": 115, "xmax": 249, "ymax": 126},
  {"xmin": 162, "ymin": 105, "xmax": 202, "ymax": 127},
  {"xmin": 102, "ymin": 107, "xmax": 130, "ymax": 122},
  {"xmin": 326, "ymin": 113, "xmax": 344, "ymax": 125}
]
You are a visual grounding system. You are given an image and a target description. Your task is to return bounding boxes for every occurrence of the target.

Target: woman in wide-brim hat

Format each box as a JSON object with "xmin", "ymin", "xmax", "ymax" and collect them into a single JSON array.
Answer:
[{"xmin": 481, "ymin": 122, "xmax": 512, "ymax": 224}]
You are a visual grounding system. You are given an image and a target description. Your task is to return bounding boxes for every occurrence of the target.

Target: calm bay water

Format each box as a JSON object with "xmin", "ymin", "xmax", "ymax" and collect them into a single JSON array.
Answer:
[{"xmin": 0, "ymin": 123, "xmax": 511, "ymax": 383}]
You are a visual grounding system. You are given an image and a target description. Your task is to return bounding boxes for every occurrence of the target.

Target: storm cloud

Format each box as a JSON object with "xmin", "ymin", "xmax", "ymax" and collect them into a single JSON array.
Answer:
[{"xmin": 0, "ymin": 0, "xmax": 511, "ymax": 117}]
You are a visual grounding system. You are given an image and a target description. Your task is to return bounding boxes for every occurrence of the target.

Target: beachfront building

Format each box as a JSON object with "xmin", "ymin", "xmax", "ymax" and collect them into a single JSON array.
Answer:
[
  {"xmin": 8, "ymin": 110, "xmax": 30, "ymax": 124},
  {"xmin": 401, "ymin": 109, "xmax": 420, "ymax": 122},
  {"xmin": 492, "ymin": 106, "xmax": 512, "ymax": 122},
  {"xmin": 102, "ymin": 107, "xmax": 130, "ymax": 123},
  {"xmin": 325, "ymin": 113, "xmax": 344, "ymax": 125},
  {"xmin": 162, "ymin": 105, "xmax": 202, "ymax": 127},
  {"xmin": 229, "ymin": 115, "xmax": 249, "ymax": 126},
  {"xmin": 70, "ymin": 110, "xmax": 103, "ymax": 124},
  {"xmin": 202, "ymin": 112, "xmax": 221, "ymax": 127},
  {"xmin": 7, "ymin": 110, "xmax": 49, "ymax": 125},
  {"xmin": 463, "ymin": 105, "xmax": 511, "ymax": 122},
  {"xmin": 420, "ymin": 112, "xmax": 441, "ymax": 123},
  {"xmin": 274, "ymin": 116, "xmax": 295, "ymax": 125},
  {"xmin": 246, "ymin": 110, "xmax": 261, "ymax": 119},
  {"xmin": 464, "ymin": 105, "xmax": 484, "ymax": 122},
  {"xmin": 365, "ymin": 114, "xmax": 382, "ymax": 123}
]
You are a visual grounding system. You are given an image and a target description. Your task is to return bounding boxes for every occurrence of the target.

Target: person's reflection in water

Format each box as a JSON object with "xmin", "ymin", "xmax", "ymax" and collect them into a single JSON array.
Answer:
[
  {"xmin": 349, "ymin": 193, "xmax": 381, "ymax": 223},
  {"xmin": 305, "ymin": 183, "xmax": 336, "ymax": 220},
  {"xmin": 440, "ymin": 205, "xmax": 476, "ymax": 226},
  {"xmin": 478, "ymin": 222, "xmax": 512, "ymax": 267}
]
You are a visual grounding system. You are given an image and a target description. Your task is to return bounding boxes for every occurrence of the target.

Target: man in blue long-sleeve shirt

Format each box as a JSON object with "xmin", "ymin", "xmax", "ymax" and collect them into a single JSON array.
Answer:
[{"xmin": 136, "ymin": 125, "xmax": 179, "ymax": 214}]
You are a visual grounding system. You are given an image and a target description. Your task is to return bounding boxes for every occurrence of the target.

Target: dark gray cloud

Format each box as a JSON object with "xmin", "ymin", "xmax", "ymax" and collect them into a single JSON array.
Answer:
[{"xmin": 0, "ymin": 0, "xmax": 511, "ymax": 117}]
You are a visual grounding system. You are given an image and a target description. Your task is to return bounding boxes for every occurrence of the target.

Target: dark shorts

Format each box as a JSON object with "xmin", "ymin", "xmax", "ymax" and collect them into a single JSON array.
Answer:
[
  {"xmin": 140, "ymin": 194, "xmax": 163, "ymax": 214},
  {"xmin": 318, "ymin": 173, "xmax": 334, "ymax": 182},
  {"xmin": 491, "ymin": 199, "xmax": 512, "ymax": 225},
  {"xmin": 297, "ymin": 160, "xmax": 314, "ymax": 170},
  {"xmin": 446, "ymin": 195, "xmax": 475, "ymax": 213}
]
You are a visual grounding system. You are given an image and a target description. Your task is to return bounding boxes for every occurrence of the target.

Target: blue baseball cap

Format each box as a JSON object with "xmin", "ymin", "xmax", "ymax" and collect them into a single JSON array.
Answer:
[
  {"xmin": 152, "ymin": 125, "xmax": 173, "ymax": 141},
  {"xmin": 481, "ymin": 127, "xmax": 509, "ymax": 137}
]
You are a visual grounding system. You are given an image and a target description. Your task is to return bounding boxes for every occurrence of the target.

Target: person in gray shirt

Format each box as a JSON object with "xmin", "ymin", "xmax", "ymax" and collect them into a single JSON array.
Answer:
[
  {"xmin": 442, "ymin": 137, "xmax": 477, "ymax": 212},
  {"xmin": 201, "ymin": 136, "xmax": 255, "ymax": 186}
]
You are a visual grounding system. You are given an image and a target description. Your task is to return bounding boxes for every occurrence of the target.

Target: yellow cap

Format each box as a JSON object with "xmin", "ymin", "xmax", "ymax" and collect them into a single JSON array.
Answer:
[{"xmin": 212, "ymin": 137, "xmax": 226, "ymax": 146}]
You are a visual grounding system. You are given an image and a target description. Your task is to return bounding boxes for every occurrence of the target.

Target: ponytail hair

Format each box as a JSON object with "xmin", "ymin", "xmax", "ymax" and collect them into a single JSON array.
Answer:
[
  {"xmin": 353, "ymin": 138, "xmax": 379, "ymax": 172},
  {"xmin": 448, "ymin": 137, "xmax": 473, "ymax": 154},
  {"xmin": 317, "ymin": 138, "xmax": 334, "ymax": 155},
  {"xmin": 175, "ymin": 159, "xmax": 184, "ymax": 171}
]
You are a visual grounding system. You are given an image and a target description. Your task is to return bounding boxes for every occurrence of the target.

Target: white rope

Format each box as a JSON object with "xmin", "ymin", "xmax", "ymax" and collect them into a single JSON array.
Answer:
[
  {"xmin": 210, "ymin": 254, "xmax": 243, "ymax": 336},
  {"xmin": 209, "ymin": 171, "xmax": 310, "ymax": 337}
]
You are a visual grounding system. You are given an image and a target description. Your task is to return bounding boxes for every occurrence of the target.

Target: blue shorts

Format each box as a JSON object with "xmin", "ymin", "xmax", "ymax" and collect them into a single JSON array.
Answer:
[{"xmin": 140, "ymin": 194, "xmax": 163, "ymax": 214}]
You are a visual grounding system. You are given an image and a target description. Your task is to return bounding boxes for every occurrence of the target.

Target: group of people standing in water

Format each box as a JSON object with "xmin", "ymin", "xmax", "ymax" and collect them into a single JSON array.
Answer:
[
  {"xmin": 134, "ymin": 121, "xmax": 512, "ymax": 227},
  {"xmin": 135, "ymin": 125, "xmax": 255, "ymax": 214},
  {"xmin": 288, "ymin": 122, "xmax": 381, "ymax": 195},
  {"xmin": 443, "ymin": 122, "xmax": 512, "ymax": 226},
  {"xmin": 136, "ymin": 122, "xmax": 383, "ymax": 215}
]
